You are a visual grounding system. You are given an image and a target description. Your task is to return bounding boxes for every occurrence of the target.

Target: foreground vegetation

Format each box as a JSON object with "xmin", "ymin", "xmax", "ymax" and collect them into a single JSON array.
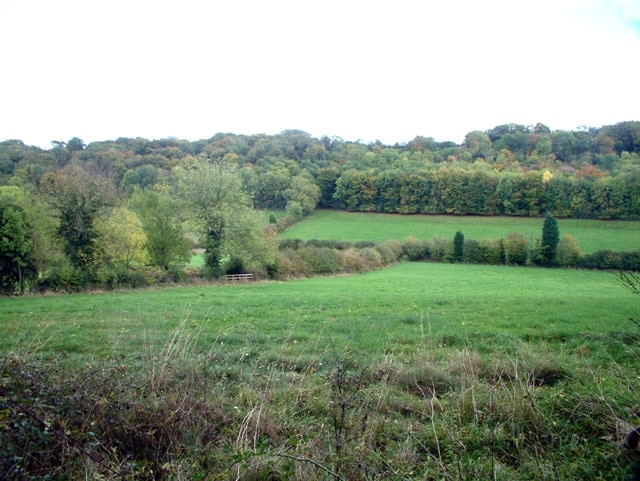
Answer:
[{"xmin": 2, "ymin": 263, "xmax": 640, "ymax": 479}]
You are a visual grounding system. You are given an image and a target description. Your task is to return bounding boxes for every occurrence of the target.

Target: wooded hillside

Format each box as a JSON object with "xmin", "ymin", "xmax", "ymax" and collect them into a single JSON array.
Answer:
[{"xmin": 2, "ymin": 121, "xmax": 639, "ymax": 219}]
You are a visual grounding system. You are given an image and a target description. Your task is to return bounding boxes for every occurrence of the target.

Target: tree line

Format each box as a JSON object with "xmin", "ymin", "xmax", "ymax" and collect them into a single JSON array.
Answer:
[
  {"xmin": 3, "ymin": 122, "xmax": 639, "ymax": 218},
  {"xmin": 0, "ymin": 121, "xmax": 638, "ymax": 294}
]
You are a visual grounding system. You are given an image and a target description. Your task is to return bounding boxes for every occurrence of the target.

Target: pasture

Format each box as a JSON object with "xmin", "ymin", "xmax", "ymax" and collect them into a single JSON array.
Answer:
[
  {"xmin": 2, "ymin": 262, "xmax": 640, "ymax": 479},
  {"xmin": 0, "ymin": 263, "xmax": 635, "ymax": 363},
  {"xmin": 281, "ymin": 210, "xmax": 640, "ymax": 253}
]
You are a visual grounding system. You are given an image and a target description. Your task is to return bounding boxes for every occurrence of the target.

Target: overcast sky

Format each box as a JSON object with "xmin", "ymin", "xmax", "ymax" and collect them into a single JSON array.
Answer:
[{"xmin": 1, "ymin": 0, "xmax": 639, "ymax": 148}]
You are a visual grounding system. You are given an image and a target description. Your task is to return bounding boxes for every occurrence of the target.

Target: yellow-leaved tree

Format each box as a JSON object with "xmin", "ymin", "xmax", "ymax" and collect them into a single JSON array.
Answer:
[{"xmin": 97, "ymin": 206, "xmax": 149, "ymax": 267}]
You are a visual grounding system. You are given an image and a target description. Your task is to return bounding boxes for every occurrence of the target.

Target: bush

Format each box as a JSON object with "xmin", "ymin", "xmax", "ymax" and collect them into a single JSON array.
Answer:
[
  {"xmin": 620, "ymin": 250, "xmax": 640, "ymax": 271},
  {"xmin": 338, "ymin": 248, "xmax": 369, "ymax": 272},
  {"xmin": 279, "ymin": 238, "xmax": 304, "ymax": 250},
  {"xmin": 504, "ymin": 232, "xmax": 528, "ymax": 265},
  {"xmin": 38, "ymin": 260, "xmax": 86, "ymax": 292},
  {"xmin": 224, "ymin": 256, "xmax": 245, "ymax": 275},
  {"xmin": 427, "ymin": 236, "xmax": 452, "ymax": 262},
  {"xmin": 274, "ymin": 248, "xmax": 309, "ymax": 278},
  {"xmin": 299, "ymin": 246, "xmax": 341, "ymax": 274},
  {"xmin": 402, "ymin": 236, "xmax": 430, "ymax": 261},
  {"xmin": 556, "ymin": 234, "xmax": 583, "ymax": 267},
  {"xmin": 306, "ymin": 239, "xmax": 353, "ymax": 250},
  {"xmin": 471, "ymin": 238, "xmax": 504, "ymax": 265},
  {"xmin": 354, "ymin": 240, "xmax": 376, "ymax": 249},
  {"xmin": 375, "ymin": 240, "xmax": 403, "ymax": 264},
  {"xmin": 463, "ymin": 239, "xmax": 480, "ymax": 263},
  {"xmin": 579, "ymin": 250, "xmax": 640, "ymax": 271},
  {"xmin": 100, "ymin": 264, "xmax": 149, "ymax": 289}
]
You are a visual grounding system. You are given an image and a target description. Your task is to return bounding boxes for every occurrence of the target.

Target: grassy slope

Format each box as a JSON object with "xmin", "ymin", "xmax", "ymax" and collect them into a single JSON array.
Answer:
[{"xmin": 281, "ymin": 210, "xmax": 640, "ymax": 253}]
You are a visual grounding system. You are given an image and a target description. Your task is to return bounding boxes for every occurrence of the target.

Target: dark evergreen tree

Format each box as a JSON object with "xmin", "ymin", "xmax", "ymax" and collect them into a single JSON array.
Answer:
[
  {"xmin": 540, "ymin": 212, "xmax": 560, "ymax": 267},
  {"xmin": 453, "ymin": 231, "xmax": 464, "ymax": 262}
]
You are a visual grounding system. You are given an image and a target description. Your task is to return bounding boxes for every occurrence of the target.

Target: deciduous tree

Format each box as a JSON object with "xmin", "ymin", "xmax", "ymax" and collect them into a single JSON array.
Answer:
[
  {"xmin": 284, "ymin": 173, "xmax": 321, "ymax": 218},
  {"xmin": 0, "ymin": 192, "xmax": 35, "ymax": 294},
  {"xmin": 130, "ymin": 189, "xmax": 190, "ymax": 270},
  {"xmin": 176, "ymin": 155, "xmax": 277, "ymax": 275},
  {"xmin": 40, "ymin": 165, "xmax": 114, "ymax": 276},
  {"xmin": 97, "ymin": 206, "xmax": 149, "ymax": 267}
]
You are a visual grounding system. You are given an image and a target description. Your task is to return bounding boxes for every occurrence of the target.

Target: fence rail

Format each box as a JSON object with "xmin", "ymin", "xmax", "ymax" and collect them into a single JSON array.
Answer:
[{"xmin": 224, "ymin": 273, "xmax": 255, "ymax": 282}]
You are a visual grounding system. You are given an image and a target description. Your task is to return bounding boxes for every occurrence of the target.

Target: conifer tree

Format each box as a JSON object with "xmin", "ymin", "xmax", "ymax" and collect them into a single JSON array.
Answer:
[
  {"xmin": 453, "ymin": 230, "xmax": 464, "ymax": 262},
  {"xmin": 540, "ymin": 212, "xmax": 560, "ymax": 267}
]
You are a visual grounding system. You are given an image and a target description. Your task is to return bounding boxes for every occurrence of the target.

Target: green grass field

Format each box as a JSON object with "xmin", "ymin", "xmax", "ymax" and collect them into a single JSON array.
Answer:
[
  {"xmin": 281, "ymin": 210, "xmax": 640, "ymax": 253},
  {"xmin": 0, "ymin": 263, "xmax": 635, "ymax": 364},
  {"xmin": 3, "ymin": 215, "xmax": 640, "ymax": 479}
]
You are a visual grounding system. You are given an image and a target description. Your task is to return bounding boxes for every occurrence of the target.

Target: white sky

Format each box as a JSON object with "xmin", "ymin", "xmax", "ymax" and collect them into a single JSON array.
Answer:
[{"xmin": 1, "ymin": 0, "xmax": 639, "ymax": 148}]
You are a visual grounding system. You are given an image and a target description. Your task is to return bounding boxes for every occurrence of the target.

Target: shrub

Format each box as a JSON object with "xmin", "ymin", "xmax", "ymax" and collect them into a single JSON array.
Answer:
[
  {"xmin": 273, "ymin": 249, "xmax": 309, "ymax": 278},
  {"xmin": 279, "ymin": 238, "xmax": 304, "ymax": 250},
  {"xmin": 620, "ymin": 250, "xmax": 640, "ymax": 271},
  {"xmin": 307, "ymin": 239, "xmax": 353, "ymax": 250},
  {"xmin": 224, "ymin": 256, "xmax": 245, "ymax": 275},
  {"xmin": 453, "ymin": 230, "xmax": 464, "ymax": 262},
  {"xmin": 556, "ymin": 234, "xmax": 583, "ymax": 267},
  {"xmin": 299, "ymin": 246, "xmax": 341, "ymax": 274},
  {"xmin": 427, "ymin": 236, "xmax": 452, "ymax": 262},
  {"xmin": 463, "ymin": 238, "xmax": 480, "ymax": 263},
  {"xmin": 540, "ymin": 212, "xmax": 560, "ymax": 267},
  {"xmin": 338, "ymin": 247, "xmax": 368, "ymax": 272},
  {"xmin": 360, "ymin": 247, "xmax": 383, "ymax": 269},
  {"xmin": 38, "ymin": 259, "xmax": 85, "ymax": 292},
  {"xmin": 101, "ymin": 264, "xmax": 149, "ymax": 289},
  {"xmin": 402, "ymin": 236, "xmax": 430, "ymax": 261},
  {"xmin": 375, "ymin": 240, "xmax": 403, "ymax": 264},
  {"xmin": 472, "ymin": 238, "xmax": 504, "ymax": 265},
  {"xmin": 579, "ymin": 249, "xmax": 640, "ymax": 271},
  {"xmin": 504, "ymin": 232, "xmax": 528, "ymax": 265},
  {"xmin": 354, "ymin": 240, "xmax": 376, "ymax": 249}
]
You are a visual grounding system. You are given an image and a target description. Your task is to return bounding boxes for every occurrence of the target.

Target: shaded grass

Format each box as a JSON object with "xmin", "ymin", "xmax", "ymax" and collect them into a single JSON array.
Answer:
[{"xmin": 281, "ymin": 210, "xmax": 640, "ymax": 253}]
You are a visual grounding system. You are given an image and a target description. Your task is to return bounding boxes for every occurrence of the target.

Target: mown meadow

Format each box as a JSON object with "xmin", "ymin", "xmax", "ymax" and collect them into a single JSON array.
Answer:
[
  {"xmin": 1, "ymin": 214, "xmax": 640, "ymax": 480},
  {"xmin": 280, "ymin": 210, "xmax": 640, "ymax": 254}
]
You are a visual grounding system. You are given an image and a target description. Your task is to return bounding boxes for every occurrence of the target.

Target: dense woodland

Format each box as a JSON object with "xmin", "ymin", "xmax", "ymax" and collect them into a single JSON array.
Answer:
[{"xmin": 0, "ymin": 121, "xmax": 639, "ymax": 293}]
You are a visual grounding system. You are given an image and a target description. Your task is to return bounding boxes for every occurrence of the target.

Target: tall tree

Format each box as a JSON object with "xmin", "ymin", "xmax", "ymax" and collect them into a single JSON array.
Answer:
[
  {"xmin": 283, "ymin": 173, "xmax": 321, "ymax": 218},
  {"xmin": 0, "ymin": 194, "xmax": 35, "ymax": 294},
  {"xmin": 176, "ymin": 155, "xmax": 276, "ymax": 274},
  {"xmin": 540, "ymin": 212, "xmax": 560, "ymax": 267},
  {"xmin": 40, "ymin": 165, "xmax": 113, "ymax": 276},
  {"xmin": 97, "ymin": 206, "xmax": 149, "ymax": 267},
  {"xmin": 130, "ymin": 189, "xmax": 190, "ymax": 270}
]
